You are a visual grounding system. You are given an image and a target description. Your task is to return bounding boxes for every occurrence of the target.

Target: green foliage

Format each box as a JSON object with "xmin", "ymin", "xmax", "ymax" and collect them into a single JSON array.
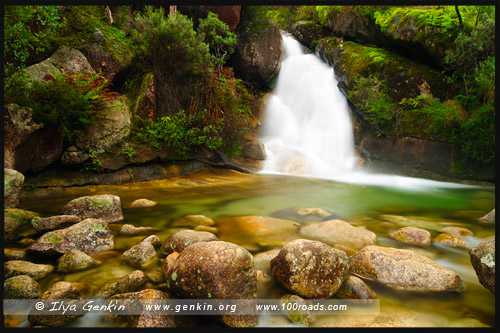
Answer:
[
  {"xmin": 473, "ymin": 57, "xmax": 495, "ymax": 105},
  {"xmin": 374, "ymin": 7, "xmax": 460, "ymax": 33},
  {"xmin": 121, "ymin": 145, "xmax": 136, "ymax": 160},
  {"xmin": 459, "ymin": 105, "xmax": 495, "ymax": 164},
  {"xmin": 197, "ymin": 12, "xmax": 237, "ymax": 69},
  {"xmin": 4, "ymin": 6, "xmax": 63, "ymax": 74}
]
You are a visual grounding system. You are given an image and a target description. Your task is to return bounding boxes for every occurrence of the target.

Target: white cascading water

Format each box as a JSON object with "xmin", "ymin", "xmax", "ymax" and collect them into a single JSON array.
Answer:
[{"xmin": 260, "ymin": 33, "xmax": 472, "ymax": 190}]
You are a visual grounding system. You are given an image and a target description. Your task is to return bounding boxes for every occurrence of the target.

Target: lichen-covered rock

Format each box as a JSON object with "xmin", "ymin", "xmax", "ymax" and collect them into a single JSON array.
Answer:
[
  {"xmin": 32, "ymin": 215, "xmax": 82, "ymax": 232},
  {"xmin": 271, "ymin": 239, "xmax": 350, "ymax": 298},
  {"xmin": 271, "ymin": 207, "xmax": 340, "ymax": 222},
  {"xmin": 119, "ymin": 224, "xmax": 159, "ymax": 236},
  {"xmin": 4, "ymin": 275, "xmax": 41, "ymax": 298},
  {"xmin": 234, "ymin": 7, "xmax": 281, "ymax": 89},
  {"xmin": 299, "ymin": 220, "xmax": 376, "ymax": 254},
  {"xmin": 433, "ymin": 233, "xmax": 469, "ymax": 250},
  {"xmin": 4, "ymin": 260, "xmax": 54, "ymax": 280},
  {"xmin": 97, "ymin": 270, "xmax": 147, "ymax": 298},
  {"xmin": 110, "ymin": 289, "xmax": 175, "ymax": 327},
  {"xmin": 350, "ymin": 245, "xmax": 463, "ymax": 292},
  {"xmin": 389, "ymin": 226, "xmax": 431, "ymax": 247},
  {"xmin": 161, "ymin": 252, "xmax": 179, "ymax": 281},
  {"xmin": 28, "ymin": 218, "xmax": 114, "ymax": 255},
  {"xmin": 130, "ymin": 198, "xmax": 157, "ymax": 208},
  {"xmin": 254, "ymin": 248, "xmax": 281, "ymax": 275},
  {"xmin": 479, "ymin": 209, "xmax": 495, "ymax": 224},
  {"xmin": 122, "ymin": 235, "xmax": 160, "ymax": 269},
  {"xmin": 172, "ymin": 215, "xmax": 215, "ymax": 228},
  {"xmin": 4, "ymin": 169, "xmax": 24, "ymax": 208},
  {"xmin": 4, "ymin": 208, "xmax": 39, "ymax": 241},
  {"xmin": 470, "ymin": 238, "xmax": 495, "ymax": 293},
  {"xmin": 169, "ymin": 241, "xmax": 257, "ymax": 327},
  {"xmin": 163, "ymin": 229, "xmax": 217, "ymax": 255},
  {"xmin": 4, "ymin": 248, "xmax": 27, "ymax": 261},
  {"xmin": 62, "ymin": 194, "xmax": 123, "ymax": 223},
  {"xmin": 335, "ymin": 275, "xmax": 377, "ymax": 299},
  {"xmin": 48, "ymin": 46, "xmax": 96, "ymax": 76},
  {"xmin": 440, "ymin": 226, "xmax": 473, "ymax": 238},
  {"xmin": 23, "ymin": 59, "xmax": 62, "ymax": 82},
  {"xmin": 57, "ymin": 249, "xmax": 100, "ymax": 273}
]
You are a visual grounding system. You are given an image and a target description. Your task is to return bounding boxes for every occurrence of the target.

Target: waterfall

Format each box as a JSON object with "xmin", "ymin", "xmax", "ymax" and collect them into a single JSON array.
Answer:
[{"xmin": 260, "ymin": 33, "xmax": 472, "ymax": 190}]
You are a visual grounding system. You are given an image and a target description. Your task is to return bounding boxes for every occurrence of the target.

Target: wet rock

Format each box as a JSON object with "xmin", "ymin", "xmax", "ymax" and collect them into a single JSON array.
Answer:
[
  {"xmin": 271, "ymin": 239, "xmax": 350, "ymax": 298},
  {"xmin": 5, "ymin": 260, "xmax": 54, "ymax": 280},
  {"xmin": 193, "ymin": 225, "xmax": 218, "ymax": 234},
  {"xmin": 98, "ymin": 270, "xmax": 147, "ymax": 298},
  {"xmin": 161, "ymin": 252, "xmax": 179, "ymax": 281},
  {"xmin": 23, "ymin": 59, "xmax": 61, "ymax": 82},
  {"xmin": 28, "ymin": 281, "xmax": 86, "ymax": 327},
  {"xmin": 281, "ymin": 294, "xmax": 315, "ymax": 326},
  {"xmin": 335, "ymin": 275, "xmax": 377, "ymax": 299},
  {"xmin": 254, "ymin": 248, "xmax": 281, "ymax": 275},
  {"xmin": 57, "ymin": 249, "xmax": 100, "ymax": 273},
  {"xmin": 440, "ymin": 226, "xmax": 473, "ymax": 238},
  {"xmin": 350, "ymin": 245, "xmax": 464, "ymax": 292},
  {"xmin": 299, "ymin": 220, "xmax": 376, "ymax": 254},
  {"xmin": 169, "ymin": 241, "xmax": 257, "ymax": 327},
  {"xmin": 62, "ymin": 194, "xmax": 123, "ymax": 223},
  {"xmin": 110, "ymin": 289, "xmax": 175, "ymax": 327},
  {"xmin": 28, "ymin": 218, "xmax": 114, "ymax": 255},
  {"xmin": 122, "ymin": 235, "xmax": 161, "ymax": 269},
  {"xmin": 172, "ymin": 214, "xmax": 215, "ymax": 227},
  {"xmin": 433, "ymin": 233, "xmax": 469, "ymax": 250},
  {"xmin": 130, "ymin": 198, "xmax": 158, "ymax": 208},
  {"xmin": 163, "ymin": 229, "xmax": 217, "ymax": 255},
  {"xmin": 291, "ymin": 20, "xmax": 328, "ymax": 49},
  {"xmin": 4, "ymin": 275, "xmax": 41, "ymax": 298},
  {"xmin": 470, "ymin": 238, "xmax": 495, "ymax": 293},
  {"xmin": 119, "ymin": 224, "xmax": 159, "ymax": 236},
  {"xmin": 256, "ymin": 269, "xmax": 274, "ymax": 298},
  {"xmin": 4, "ymin": 169, "xmax": 24, "ymax": 208},
  {"xmin": 271, "ymin": 207, "xmax": 339, "ymax": 222},
  {"xmin": 60, "ymin": 147, "xmax": 89, "ymax": 165},
  {"xmin": 479, "ymin": 209, "xmax": 495, "ymax": 224},
  {"xmin": 4, "ymin": 248, "xmax": 27, "ymax": 261},
  {"xmin": 389, "ymin": 226, "xmax": 431, "ymax": 247},
  {"xmin": 5, "ymin": 208, "xmax": 39, "ymax": 241},
  {"xmin": 32, "ymin": 215, "xmax": 82, "ymax": 232},
  {"xmin": 242, "ymin": 140, "xmax": 266, "ymax": 160}
]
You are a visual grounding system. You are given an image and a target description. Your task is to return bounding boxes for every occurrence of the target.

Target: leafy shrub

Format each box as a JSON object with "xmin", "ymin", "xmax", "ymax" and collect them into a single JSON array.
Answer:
[{"xmin": 459, "ymin": 105, "xmax": 495, "ymax": 164}]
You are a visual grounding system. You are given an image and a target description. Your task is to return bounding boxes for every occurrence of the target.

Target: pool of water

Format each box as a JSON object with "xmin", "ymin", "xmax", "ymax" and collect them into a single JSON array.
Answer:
[{"xmin": 12, "ymin": 169, "xmax": 496, "ymax": 327}]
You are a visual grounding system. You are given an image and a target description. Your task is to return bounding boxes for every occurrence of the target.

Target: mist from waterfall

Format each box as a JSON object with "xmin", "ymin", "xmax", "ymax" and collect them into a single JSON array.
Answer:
[{"xmin": 260, "ymin": 33, "xmax": 473, "ymax": 190}]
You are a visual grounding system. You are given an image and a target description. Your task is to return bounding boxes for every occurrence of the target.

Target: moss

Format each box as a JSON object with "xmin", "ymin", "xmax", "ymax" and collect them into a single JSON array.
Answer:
[
  {"xmin": 45, "ymin": 232, "xmax": 63, "ymax": 244},
  {"xmin": 89, "ymin": 197, "xmax": 112, "ymax": 209},
  {"xmin": 91, "ymin": 223, "xmax": 107, "ymax": 232}
]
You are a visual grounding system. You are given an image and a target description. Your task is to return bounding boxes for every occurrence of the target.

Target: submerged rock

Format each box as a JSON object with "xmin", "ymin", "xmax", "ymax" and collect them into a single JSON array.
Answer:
[
  {"xmin": 4, "ymin": 248, "xmax": 27, "ymax": 261},
  {"xmin": 62, "ymin": 194, "xmax": 123, "ymax": 223},
  {"xmin": 479, "ymin": 209, "xmax": 495, "ymax": 224},
  {"xmin": 4, "ymin": 208, "xmax": 39, "ymax": 241},
  {"xmin": 271, "ymin": 207, "xmax": 340, "ymax": 222},
  {"xmin": 470, "ymin": 238, "xmax": 495, "ymax": 293},
  {"xmin": 281, "ymin": 294, "xmax": 315, "ymax": 326},
  {"xmin": 98, "ymin": 270, "xmax": 147, "ymax": 298},
  {"xmin": 171, "ymin": 214, "xmax": 215, "ymax": 228},
  {"xmin": 389, "ymin": 226, "xmax": 431, "ymax": 247},
  {"xmin": 130, "ymin": 198, "xmax": 157, "ymax": 208},
  {"xmin": 119, "ymin": 224, "xmax": 159, "ymax": 236},
  {"xmin": 57, "ymin": 249, "xmax": 100, "ymax": 273},
  {"xmin": 169, "ymin": 241, "xmax": 257, "ymax": 327},
  {"xmin": 4, "ymin": 275, "xmax": 41, "ymax": 298},
  {"xmin": 4, "ymin": 169, "xmax": 24, "ymax": 208},
  {"xmin": 28, "ymin": 218, "xmax": 114, "ymax": 255},
  {"xmin": 440, "ymin": 226, "xmax": 473, "ymax": 238},
  {"xmin": 335, "ymin": 275, "xmax": 377, "ymax": 299},
  {"xmin": 163, "ymin": 229, "xmax": 217, "ymax": 255},
  {"xmin": 32, "ymin": 215, "xmax": 81, "ymax": 232},
  {"xmin": 299, "ymin": 220, "xmax": 376, "ymax": 254},
  {"xmin": 350, "ymin": 245, "xmax": 463, "ymax": 292},
  {"xmin": 122, "ymin": 235, "xmax": 161, "ymax": 269},
  {"xmin": 254, "ymin": 248, "xmax": 281, "ymax": 275},
  {"xmin": 271, "ymin": 239, "xmax": 350, "ymax": 298},
  {"xmin": 433, "ymin": 233, "xmax": 469, "ymax": 250},
  {"xmin": 4, "ymin": 260, "xmax": 54, "ymax": 280},
  {"xmin": 193, "ymin": 225, "xmax": 218, "ymax": 234}
]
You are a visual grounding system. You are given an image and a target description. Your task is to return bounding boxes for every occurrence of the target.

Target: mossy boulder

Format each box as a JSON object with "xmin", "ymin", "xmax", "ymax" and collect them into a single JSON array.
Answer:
[
  {"xmin": 4, "ymin": 208, "xmax": 38, "ymax": 241},
  {"xmin": 32, "ymin": 215, "xmax": 81, "ymax": 232},
  {"xmin": 57, "ymin": 249, "xmax": 100, "ymax": 273},
  {"xmin": 4, "ymin": 260, "xmax": 54, "ymax": 280},
  {"xmin": 62, "ymin": 194, "xmax": 123, "ymax": 223},
  {"xmin": 4, "ymin": 275, "xmax": 41, "ymax": 299},
  {"xmin": 470, "ymin": 237, "xmax": 495, "ymax": 293},
  {"xmin": 290, "ymin": 20, "xmax": 328, "ymax": 50},
  {"xmin": 4, "ymin": 169, "xmax": 24, "ymax": 208},
  {"xmin": 271, "ymin": 239, "xmax": 350, "ymax": 298}
]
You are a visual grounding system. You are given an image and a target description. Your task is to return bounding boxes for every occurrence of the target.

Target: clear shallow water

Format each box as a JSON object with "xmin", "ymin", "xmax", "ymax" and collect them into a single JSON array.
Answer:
[{"xmin": 14, "ymin": 170, "xmax": 495, "ymax": 327}]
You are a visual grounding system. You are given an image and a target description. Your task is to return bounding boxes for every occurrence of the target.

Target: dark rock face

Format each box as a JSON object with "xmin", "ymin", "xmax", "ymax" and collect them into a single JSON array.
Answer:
[
  {"xmin": 234, "ymin": 7, "xmax": 282, "ymax": 89},
  {"xmin": 62, "ymin": 194, "xmax": 123, "ymax": 223},
  {"xmin": 290, "ymin": 20, "xmax": 328, "ymax": 49},
  {"xmin": 271, "ymin": 239, "xmax": 350, "ymax": 298},
  {"xmin": 470, "ymin": 238, "xmax": 495, "ymax": 293},
  {"xmin": 4, "ymin": 208, "xmax": 38, "ymax": 241},
  {"xmin": 4, "ymin": 260, "xmax": 54, "ymax": 280}
]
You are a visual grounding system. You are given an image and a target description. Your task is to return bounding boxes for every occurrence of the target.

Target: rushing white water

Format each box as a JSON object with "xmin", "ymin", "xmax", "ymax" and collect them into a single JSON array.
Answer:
[{"xmin": 260, "ymin": 33, "xmax": 474, "ymax": 191}]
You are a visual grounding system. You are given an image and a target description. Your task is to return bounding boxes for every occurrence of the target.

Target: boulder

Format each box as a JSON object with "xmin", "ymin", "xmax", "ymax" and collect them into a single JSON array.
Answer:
[
  {"xmin": 57, "ymin": 249, "xmax": 100, "ymax": 273},
  {"xmin": 32, "ymin": 215, "xmax": 82, "ymax": 232},
  {"xmin": 335, "ymin": 275, "xmax": 377, "ymax": 299},
  {"xmin": 169, "ymin": 241, "xmax": 257, "ymax": 327},
  {"xmin": 97, "ymin": 270, "xmax": 147, "ymax": 298},
  {"xmin": 209, "ymin": 5, "xmax": 241, "ymax": 31},
  {"xmin": 163, "ymin": 229, "xmax": 217, "ymax": 255},
  {"xmin": 4, "ymin": 248, "xmax": 27, "ymax": 261},
  {"xmin": 440, "ymin": 226, "xmax": 473, "ymax": 238},
  {"xmin": 433, "ymin": 233, "xmax": 469, "ymax": 250},
  {"xmin": 479, "ymin": 209, "xmax": 495, "ymax": 224},
  {"xmin": 47, "ymin": 46, "xmax": 96, "ymax": 76},
  {"xmin": 299, "ymin": 220, "xmax": 376, "ymax": 254},
  {"xmin": 4, "ymin": 275, "xmax": 41, "ymax": 298},
  {"xmin": 110, "ymin": 289, "xmax": 175, "ymax": 327},
  {"xmin": 290, "ymin": 20, "xmax": 328, "ymax": 49},
  {"xmin": 172, "ymin": 214, "xmax": 215, "ymax": 228},
  {"xmin": 389, "ymin": 226, "xmax": 431, "ymax": 247},
  {"xmin": 350, "ymin": 245, "xmax": 464, "ymax": 292},
  {"xmin": 242, "ymin": 140, "xmax": 266, "ymax": 160},
  {"xmin": 119, "ymin": 224, "xmax": 159, "ymax": 236},
  {"xmin": 270, "ymin": 239, "xmax": 350, "ymax": 298},
  {"xmin": 271, "ymin": 207, "xmax": 340, "ymax": 222},
  {"xmin": 130, "ymin": 198, "xmax": 157, "ymax": 208},
  {"xmin": 28, "ymin": 218, "xmax": 114, "ymax": 255},
  {"xmin": 4, "ymin": 208, "xmax": 38, "ymax": 241},
  {"xmin": 24, "ymin": 59, "xmax": 61, "ymax": 82},
  {"xmin": 4, "ymin": 169, "xmax": 24, "ymax": 208},
  {"xmin": 470, "ymin": 238, "xmax": 495, "ymax": 293},
  {"xmin": 234, "ymin": 7, "xmax": 281, "ymax": 89},
  {"xmin": 62, "ymin": 194, "xmax": 123, "ymax": 223},
  {"xmin": 4, "ymin": 260, "xmax": 54, "ymax": 280},
  {"xmin": 121, "ymin": 235, "xmax": 161, "ymax": 269}
]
